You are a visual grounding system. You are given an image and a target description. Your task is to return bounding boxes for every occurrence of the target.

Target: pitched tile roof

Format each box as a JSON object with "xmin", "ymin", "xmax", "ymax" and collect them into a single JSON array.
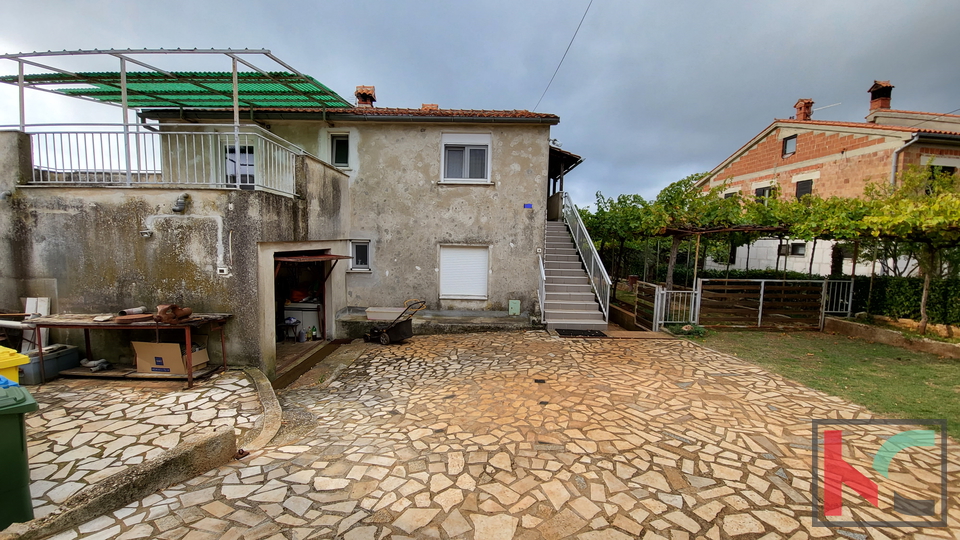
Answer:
[
  {"xmin": 775, "ymin": 118, "xmax": 960, "ymax": 136},
  {"xmin": 251, "ymin": 106, "xmax": 559, "ymax": 119}
]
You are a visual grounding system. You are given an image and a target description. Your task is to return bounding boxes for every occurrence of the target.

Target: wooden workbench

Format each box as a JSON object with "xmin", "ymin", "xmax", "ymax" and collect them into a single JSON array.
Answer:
[{"xmin": 27, "ymin": 313, "xmax": 232, "ymax": 388}]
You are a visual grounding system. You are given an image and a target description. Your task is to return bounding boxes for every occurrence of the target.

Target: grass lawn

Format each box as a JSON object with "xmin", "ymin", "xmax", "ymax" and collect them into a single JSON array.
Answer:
[{"xmin": 686, "ymin": 329, "xmax": 960, "ymax": 439}]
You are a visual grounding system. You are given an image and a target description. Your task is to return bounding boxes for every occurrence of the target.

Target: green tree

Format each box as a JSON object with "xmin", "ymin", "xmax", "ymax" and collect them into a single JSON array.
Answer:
[{"xmin": 862, "ymin": 165, "xmax": 960, "ymax": 334}]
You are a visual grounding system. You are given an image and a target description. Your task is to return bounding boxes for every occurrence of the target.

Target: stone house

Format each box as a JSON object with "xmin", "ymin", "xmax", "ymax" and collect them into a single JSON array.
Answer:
[
  {"xmin": 0, "ymin": 49, "xmax": 606, "ymax": 379},
  {"xmin": 699, "ymin": 81, "xmax": 960, "ymax": 276}
]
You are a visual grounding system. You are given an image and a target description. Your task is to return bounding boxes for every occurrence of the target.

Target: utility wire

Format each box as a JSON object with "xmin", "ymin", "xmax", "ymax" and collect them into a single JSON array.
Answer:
[{"xmin": 534, "ymin": 0, "xmax": 593, "ymax": 112}]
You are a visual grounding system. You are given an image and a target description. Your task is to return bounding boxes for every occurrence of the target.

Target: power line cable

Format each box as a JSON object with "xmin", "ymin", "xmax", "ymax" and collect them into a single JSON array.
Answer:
[{"xmin": 534, "ymin": 0, "xmax": 593, "ymax": 112}]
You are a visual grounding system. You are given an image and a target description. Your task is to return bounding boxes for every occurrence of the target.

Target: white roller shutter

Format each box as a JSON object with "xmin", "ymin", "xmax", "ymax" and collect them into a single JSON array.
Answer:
[{"xmin": 440, "ymin": 246, "xmax": 489, "ymax": 299}]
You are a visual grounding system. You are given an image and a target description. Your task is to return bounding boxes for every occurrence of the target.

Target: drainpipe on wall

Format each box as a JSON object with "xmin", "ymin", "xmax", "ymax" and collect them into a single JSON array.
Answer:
[{"xmin": 889, "ymin": 133, "xmax": 920, "ymax": 186}]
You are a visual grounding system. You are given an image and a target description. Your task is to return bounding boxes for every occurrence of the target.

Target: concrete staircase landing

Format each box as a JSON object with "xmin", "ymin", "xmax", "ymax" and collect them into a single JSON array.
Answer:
[{"xmin": 543, "ymin": 222, "xmax": 607, "ymax": 331}]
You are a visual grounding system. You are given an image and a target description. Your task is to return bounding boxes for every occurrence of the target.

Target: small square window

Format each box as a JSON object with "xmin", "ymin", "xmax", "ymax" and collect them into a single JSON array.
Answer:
[
  {"xmin": 445, "ymin": 146, "xmax": 487, "ymax": 179},
  {"xmin": 795, "ymin": 179, "xmax": 813, "ymax": 199},
  {"xmin": 331, "ymin": 135, "xmax": 349, "ymax": 168},
  {"xmin": 777, "ymin": 244, "xmax": 790, "ymax": 257},
  {"xmin": 790, "ymin": 243, "xmax": 806, "ymax": 256},
  {"xmin": 351, "ymin": 241, "xmax": 370, "ymax": 270},
  {"xmin": 782, "ymin": 135, "xmax": 797, "ymax": 157},
  {"xmin": 723, "ymin": 191, "xmax": 737, "ymax": 199},
  {"xmin": 441, "ymin": 133, "xmax": 491, "ymax": 183}
]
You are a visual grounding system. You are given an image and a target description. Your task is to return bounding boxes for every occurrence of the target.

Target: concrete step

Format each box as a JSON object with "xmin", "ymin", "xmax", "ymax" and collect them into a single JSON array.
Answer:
[
  {"xmin": 545, "ymin": 280, "xmax": 591, "ymax": 290},
  {"xmin": 546, "ymin": 319, "xmax": 609, "ymax": 331},
  {"xmin": 543, "ymin": 309, "xmax": 605, "ymax": 321},
  {"xmin": 545, "ymin": 269, "xmax": 588, "ymax": 278},
  {"xmin": 544, "ymin": 291, "xmax": 596, "ymax": 302},
  {"xmin": 544, "ymin": 300, "xmax": 601, "ymax": 311},
  {"xmin": 545, "ymin": 241, "xmax": 576, "ymax": 249},
  {"xmin": 545, "ymin": 254, "xmax": 580, "ymax": 262},
  {"xmin": 545, "ymin": 247, "xmax": 577, "ymax": 256},
  {"xmin": 544, "ymin": 261, "xmax": 583, "ymax": 270}
]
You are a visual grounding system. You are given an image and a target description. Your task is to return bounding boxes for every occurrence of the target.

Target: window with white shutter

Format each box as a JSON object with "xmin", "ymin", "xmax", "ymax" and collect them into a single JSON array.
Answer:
[{"xmin": 439, "ymin": 246, "xmax": 489, "ymax": 299}]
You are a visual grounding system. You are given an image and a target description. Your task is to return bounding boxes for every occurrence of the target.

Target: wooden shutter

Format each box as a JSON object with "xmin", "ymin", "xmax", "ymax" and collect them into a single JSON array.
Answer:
[{"xmin": 440, "ymin": 246, "xmax": 488, "ymax": 298}]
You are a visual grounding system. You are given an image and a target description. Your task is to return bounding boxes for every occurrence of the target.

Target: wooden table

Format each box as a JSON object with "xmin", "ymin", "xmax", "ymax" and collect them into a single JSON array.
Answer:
[{"xmin": 28, "ymin": 313, "xmax": 232, "ymax": 388}]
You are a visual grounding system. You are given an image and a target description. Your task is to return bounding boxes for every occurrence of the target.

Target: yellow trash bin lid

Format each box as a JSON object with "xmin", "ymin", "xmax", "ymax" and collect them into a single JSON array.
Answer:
[{"xmin": 0, "ymin": 347, "xmax": 30, "ymax": 384}]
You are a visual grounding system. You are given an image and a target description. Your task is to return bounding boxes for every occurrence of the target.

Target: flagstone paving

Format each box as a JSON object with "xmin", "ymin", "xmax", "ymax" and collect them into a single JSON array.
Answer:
[
  {"xmin": 25, "ymin": 372, "xmax": 261, "ymax": 519},
  {"xmin": 36, "ymin": 332, "xmax": 960, "ymax": 539}
]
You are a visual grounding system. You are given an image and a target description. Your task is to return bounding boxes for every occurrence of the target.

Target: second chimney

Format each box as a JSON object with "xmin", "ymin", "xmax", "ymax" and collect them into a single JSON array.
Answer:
[
  {"xmin": 355, "ymin": 86, "xmax": 376, "ymax": 108},
  {"xmin": 794, "ymin": 99, "xmax": 814, "ymax": 121},
  {"xmin": 868, "ymin": 81, "xmax": 893, "ymax": 111}
]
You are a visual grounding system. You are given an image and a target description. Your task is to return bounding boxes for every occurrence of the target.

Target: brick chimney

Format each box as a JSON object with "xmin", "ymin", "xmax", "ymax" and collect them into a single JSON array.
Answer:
[
  {"xmin": 421, "ymin": 103, "xmax": 438, "ymax": 111},
  {"xmin": 868, "ymin": 80, "xmax": 893, "ymax": 111},
  {"xmin": 355, "ymin": 86, "xmax": 376, "ymax": 108},
  {"xmin": 794, "ymin": 99, "xmax": 814, "ymax": 121}
]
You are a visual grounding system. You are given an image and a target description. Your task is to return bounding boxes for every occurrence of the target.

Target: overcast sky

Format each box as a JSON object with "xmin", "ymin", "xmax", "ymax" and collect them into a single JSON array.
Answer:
[{"xmin": 1, "ymin": 1, "xmax": 958, "ymax": 208}]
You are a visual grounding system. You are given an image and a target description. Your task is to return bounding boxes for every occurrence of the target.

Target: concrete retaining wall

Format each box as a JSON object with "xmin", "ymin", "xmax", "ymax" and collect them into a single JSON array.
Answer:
[{"xmin": 824, "ymin": 317, "xmax": 960, "ymax": 359}]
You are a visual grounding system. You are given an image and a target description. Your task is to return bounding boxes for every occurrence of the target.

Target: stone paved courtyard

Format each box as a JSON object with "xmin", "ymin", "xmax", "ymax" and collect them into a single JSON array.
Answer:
[
  {"xmin": 26, "ymin": 372, "xmax": 262, "ymax": 520},
  {"xmin": 37, "ymin": 331, "xmax": 960, "ymax": 539}
]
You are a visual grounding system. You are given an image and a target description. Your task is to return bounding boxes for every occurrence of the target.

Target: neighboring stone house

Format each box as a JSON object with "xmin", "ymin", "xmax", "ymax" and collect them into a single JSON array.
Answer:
[
  {"xmin": 0, "ymin": 50, "xmax": 603, "ymax": 379},
  {"xmin": 699, "ymin": 81, "xmax": 960, "ymax": 276}
]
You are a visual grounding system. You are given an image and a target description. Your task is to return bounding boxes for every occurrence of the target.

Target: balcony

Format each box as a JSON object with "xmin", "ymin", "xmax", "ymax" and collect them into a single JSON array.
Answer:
[{"xmin": 18, "ymin": 123, "xmax": 306, "ymax": 198}]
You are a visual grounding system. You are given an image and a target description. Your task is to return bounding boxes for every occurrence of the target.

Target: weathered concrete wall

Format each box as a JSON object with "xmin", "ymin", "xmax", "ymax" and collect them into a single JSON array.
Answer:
[
  {"xmin": 272, "ymin": 121, "xmax": 550, "ymax": 314},
  {"xmin": 0, "ymin": 131, "xmax": 32, "ymax": 309},
  {"xmin": 0, "ymin": 133, "xmax": 350, "ymax": 373},
  {"xmin": 346, "ymin": 123, "xmax": 548, "ymax": 313}
]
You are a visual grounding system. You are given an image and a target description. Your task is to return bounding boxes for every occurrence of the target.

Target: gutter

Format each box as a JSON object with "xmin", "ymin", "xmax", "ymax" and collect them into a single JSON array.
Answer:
[
  {"xmin": 890, "ymin": 133, "xmax": 920, "ymax": 186},
  {"xmin": 140, "ymin": 109, "xmax": 560, "ymax": 125},
  {"xmin": 887, "ymin": 130, "xmax": 960, "ymax": 186}
]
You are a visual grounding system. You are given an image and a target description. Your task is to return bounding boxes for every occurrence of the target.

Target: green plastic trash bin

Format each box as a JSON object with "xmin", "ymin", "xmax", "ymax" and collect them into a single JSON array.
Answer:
[{"xmin": 0, "ymin": 381, "xmax": 38, "ymax": 529}]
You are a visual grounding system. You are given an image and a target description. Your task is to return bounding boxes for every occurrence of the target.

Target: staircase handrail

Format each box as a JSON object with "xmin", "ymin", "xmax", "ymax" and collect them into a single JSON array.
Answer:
[
  {"xmin": 560, "ymin": 192, "xmax": 611, "ymax": 320},
  {"xmin": 538, "ymin": 254, "xmax": 546, "ymax": 320}
]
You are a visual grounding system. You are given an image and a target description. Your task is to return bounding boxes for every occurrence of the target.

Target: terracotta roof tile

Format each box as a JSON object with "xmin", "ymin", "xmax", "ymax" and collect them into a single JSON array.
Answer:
[
  {"xmin": 776, "ymin": 118, "xmax": 960, "ymax": 136},
  {"xmin": 879, "ymin": 109, "xmax": 960, "ymax": 119}
]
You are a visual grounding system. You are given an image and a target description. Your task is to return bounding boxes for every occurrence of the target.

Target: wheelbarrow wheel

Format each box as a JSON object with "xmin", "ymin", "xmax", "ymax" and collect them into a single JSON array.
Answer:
[{"xmin": 379, "ymin": 332, "xmax": 391, "ymax": 345}]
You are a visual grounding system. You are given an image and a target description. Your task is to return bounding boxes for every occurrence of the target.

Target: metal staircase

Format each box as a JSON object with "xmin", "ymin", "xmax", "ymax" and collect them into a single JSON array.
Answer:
[{"xmin": 542, "ymin": 221, "xmax": 608, "ymax": 331}]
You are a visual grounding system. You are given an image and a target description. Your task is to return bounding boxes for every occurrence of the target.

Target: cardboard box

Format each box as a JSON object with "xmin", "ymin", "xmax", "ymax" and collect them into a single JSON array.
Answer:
[{"xmin": 132, "ymin": 335, "xmax": 209, "ymax": 374}]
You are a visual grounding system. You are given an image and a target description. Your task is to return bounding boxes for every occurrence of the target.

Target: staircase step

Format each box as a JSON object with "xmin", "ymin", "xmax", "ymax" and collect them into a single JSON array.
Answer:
[
  {"xmin": 545, "ymin": 254, "xmax": 580, "ymax": 262},
  {"xmin": 545, "ymin": 261, "xmax": 583, "ymax": 270},
  {"xmin": 544, "ymin": 300, "xmax": 602, "ymax": 311},
  {"xmin": 545, "ymin": 282, "xmax": 591, "ymax": 291},
  {"xmin": 546, "ymin": 320, "xmax": 609, "ymax": 331},
  {"xmin": 545, "ymin": 269, "xmax": 588, "ymax": 278},
  {"xmin": 544, "ymin": 292, "xmax": 596, "ymax": 302},
  {"xmin": 543, "ymin": 309, "xmax": 605, "ymax": 321}
]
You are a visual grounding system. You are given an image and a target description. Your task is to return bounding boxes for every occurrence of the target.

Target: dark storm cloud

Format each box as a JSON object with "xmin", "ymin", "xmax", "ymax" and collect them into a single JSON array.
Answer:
[{"xmin": 1, "ymin": 1, "xmax": 958, "ymax": 207}]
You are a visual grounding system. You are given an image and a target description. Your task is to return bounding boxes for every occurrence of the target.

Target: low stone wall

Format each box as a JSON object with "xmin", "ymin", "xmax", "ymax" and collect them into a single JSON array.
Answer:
[
  {"xmin": 1, "ymin": 426, "xmax": 237, "ymax": 540},
  {"xmin": 609, "ymin": 304, "xmax": 641, "ymax": 331},
  {"xmin": 824, "ymin": 317, "xmax": 960, "ymax": 359}
]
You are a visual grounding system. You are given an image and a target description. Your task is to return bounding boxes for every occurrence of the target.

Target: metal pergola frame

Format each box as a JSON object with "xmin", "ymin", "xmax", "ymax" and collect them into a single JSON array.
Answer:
[{"xmin": 0, "ymin": 48, "xmax": 345, "ymax": 185}]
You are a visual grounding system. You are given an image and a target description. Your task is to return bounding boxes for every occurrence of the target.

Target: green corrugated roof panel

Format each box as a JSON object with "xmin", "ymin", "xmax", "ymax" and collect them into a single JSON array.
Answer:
[{"xmin": 0, "ymin": 71, "xmax": 353, "ymax": 108}]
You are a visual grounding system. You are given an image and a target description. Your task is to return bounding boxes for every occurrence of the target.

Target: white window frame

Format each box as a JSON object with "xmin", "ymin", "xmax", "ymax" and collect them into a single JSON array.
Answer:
[
  {"xmin": 349, "ymin": 240, "xmax": 371, "ymax": 272},
  {"xmin": 225, "ymin": 144, "xmax": 255, "ymax": 187},
  {"xmin": 331, "ymin": 134, "xmax": 350, "ymax": 168},
  {"xmin": 438, "ymin": 244, "xmax": 490, "ymax": 300},
  {"xmin": 440, "ymin": 133, "xmax": 492, "ymax": 184}
]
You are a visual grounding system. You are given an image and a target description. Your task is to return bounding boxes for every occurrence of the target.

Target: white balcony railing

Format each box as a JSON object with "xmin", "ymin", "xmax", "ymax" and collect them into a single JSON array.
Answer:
[{"xmin": 15, "ymin": 123, "xmax": 307, "ymax": 197}]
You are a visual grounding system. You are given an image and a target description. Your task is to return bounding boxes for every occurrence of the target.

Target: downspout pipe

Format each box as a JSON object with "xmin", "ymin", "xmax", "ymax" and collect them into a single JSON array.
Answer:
[{"xmin": 890, "ymin": 133, "xmax": 920, "ymax": 186}]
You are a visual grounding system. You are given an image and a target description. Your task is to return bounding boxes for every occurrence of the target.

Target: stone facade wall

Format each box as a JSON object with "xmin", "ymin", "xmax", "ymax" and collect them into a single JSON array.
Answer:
[
  {"xmin": 273, "ymin": 120, "xmax": 550, "ymax": 314},
  {"xmin": 0, "ymin": 132, "xmax": 349, "ymax": 373}
]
